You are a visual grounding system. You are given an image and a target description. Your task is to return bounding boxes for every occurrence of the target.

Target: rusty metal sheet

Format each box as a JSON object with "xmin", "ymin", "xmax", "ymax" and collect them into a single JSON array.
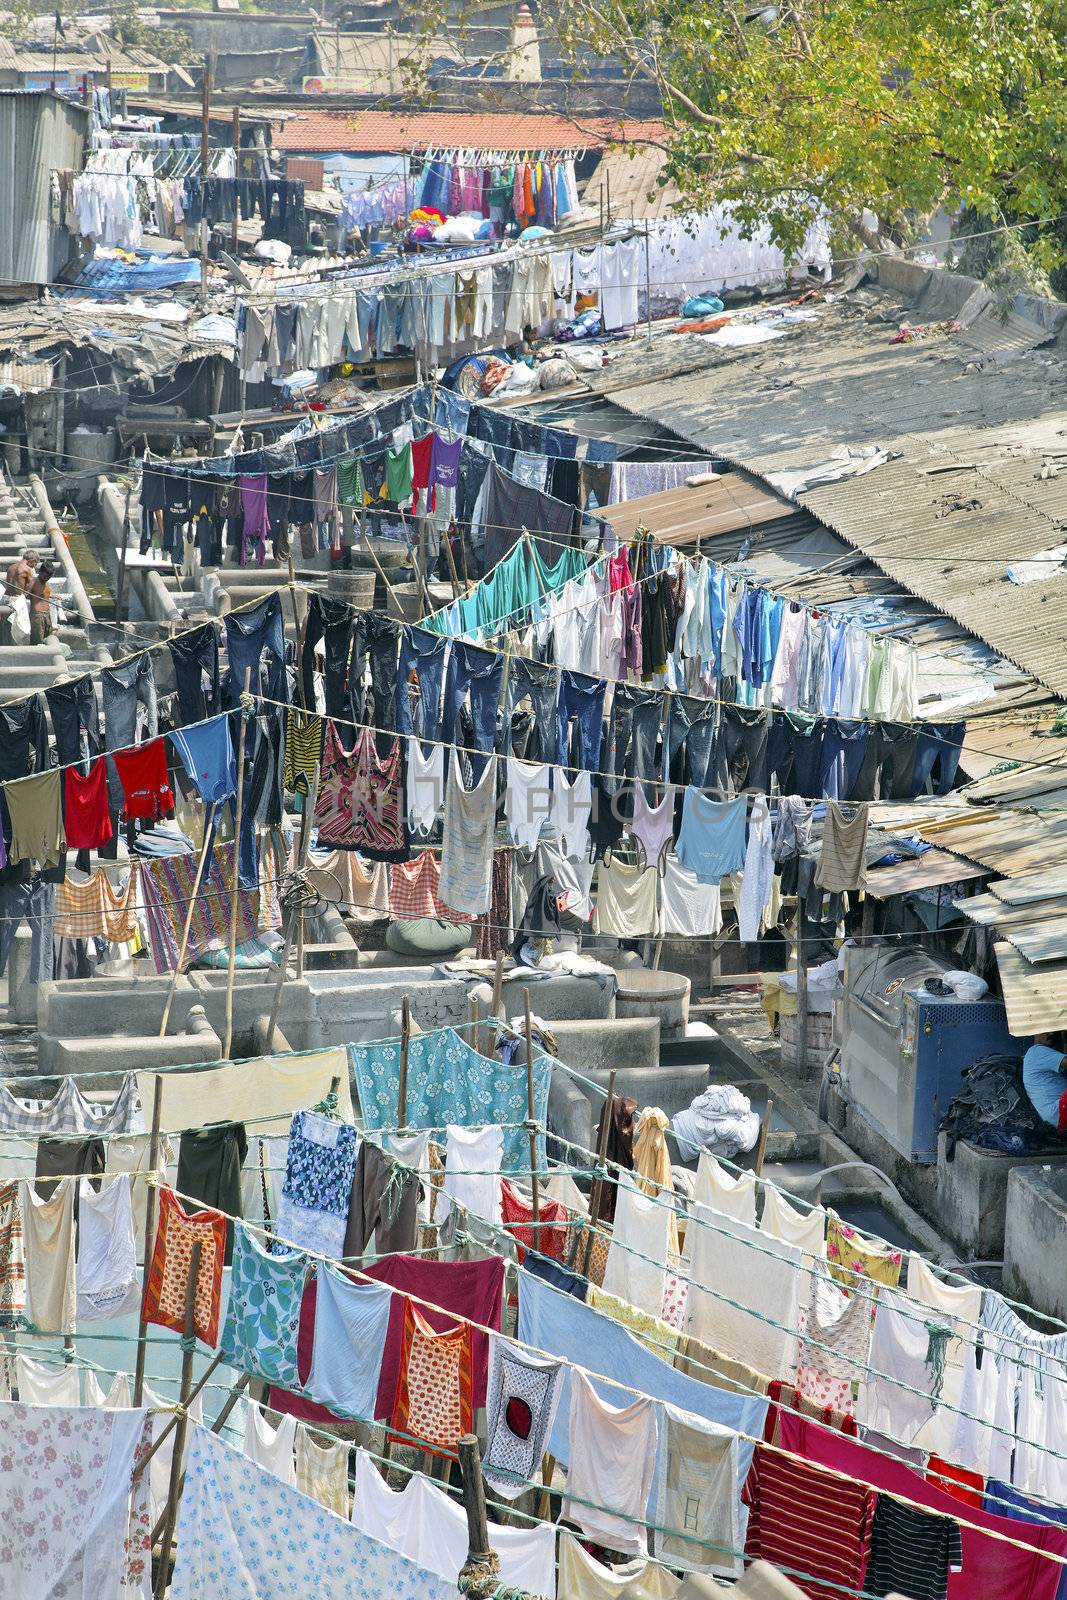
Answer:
[
  {"xmin": 864, "ymin": 849, "xmax": 986, "ymax": 899},
  {"xmin": 996, "ymin": 942, "xmax": 1067, "ymax": 1034}
]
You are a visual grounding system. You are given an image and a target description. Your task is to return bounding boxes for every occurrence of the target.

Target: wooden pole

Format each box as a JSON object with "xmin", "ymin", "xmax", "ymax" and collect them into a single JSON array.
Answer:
[
  {"xmin": 522, "ymin": 988, "xmax": 540, "ymax": 1252},
  {"xmin": 795, "ymin": 912, "xmax": 810, "ymax": 1078},
  {"xmin": 398, "ymin": 994, "xmax": 410, "ymax": 1129},
  {"xmin": 198, "ymin": 58, "xmax": 211, "ymax": 309},
  {"xmin": 754, "ymin": 1098, "xmax": 773, "ymax": 1177},
  {"xmin": 457, "ymin": 1433, "xmax": 498, "ymax": 1597},
  {"xmin": 153, "ymin": 1240, "xmax": 202, "ymax": 1598},
  {"xmin": 148, "ymin": 1372, "xmax": 251, "ymax": 1544},
  {"xmin": 230, "ymin": 105, "xmax": 241, "ymax": 256},
  {"xmin": 132, "ymin": 1075, "xmax": 164, "ymax": 1405},
  {"xmin": 469, "ymin": 992, "xmax": 481, "ymax": 1056},
  {"xmin": 581, "ymin": 1066, "xmax": 616, "ymax": 1278},
  {"xmin": 158, "ymin": 802, "xmax": 219, "ymax": 1037},
  {"xmin": 265, "ymin": 763, "xmax": 319, "ymax": 1050},
  {"xmin": 490, "ymin": 950, "xmax": 504, "ymax": 1022},
  {"xmin": 223, "ymin": 668, "xmax": 253, "ymax": 1060}
]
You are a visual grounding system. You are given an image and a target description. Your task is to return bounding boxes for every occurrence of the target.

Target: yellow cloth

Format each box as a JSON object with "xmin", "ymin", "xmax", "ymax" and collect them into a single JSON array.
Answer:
[
  {"xmin": 826, "ymin": 1214, "xmax": 903, "ymax": 1291},
  {"xmin": 632, "ymin": 1107, "xmax": 679, "ymax": 1258},
  {"xmin": 761, "ymin": 972, "xmax": 797, "ymax": 1024},
  {"xmin": 136, "ymin": 1047, "xmax": 352, "ymax": 1139},
  {"xmin": 294, "ymin": 1426, "xmax": 349, "ymax": 1517},
  {"xmin": 588, "ymin": 1283, "xmax": 680, "ymax": 1362}
]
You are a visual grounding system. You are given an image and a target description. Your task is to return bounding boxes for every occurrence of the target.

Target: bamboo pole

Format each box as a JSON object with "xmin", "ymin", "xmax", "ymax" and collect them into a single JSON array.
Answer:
[
  {"xmin": 158, "ymin": 803, "xmax": 219, "ymax": 1037},
  {"xmin": 754, "ymin": 1099, "xmax": 774, "ymax": 1177},
  {"xmin": 132, "ymin": 1075, "xmax": 163, "ymax": 1405},
  {"xmin": 522, "ymin": 988, "xmax": 541, "ymax": 1253},
  {"xmin": 148, "ymin": 1372, "xmax": 251, "ymax": 1544},
  {"xmin": 153, "ymin": 1240, "xmax": 202, "ymax": 1598},
  {"xmin": 264, "ymin": 761, "xmax": 320, "ymax": 1050},
  {"xmin": 581, "ymin": 1067, "xmax": 616, "ymax": 1279},
  {"xmin": 490, "ymin": 950, "xmax": 504, "ymax": 1021},
  {"xmin": 223, "ymin": 667, "xmax": 253, "ymax": 1060}
]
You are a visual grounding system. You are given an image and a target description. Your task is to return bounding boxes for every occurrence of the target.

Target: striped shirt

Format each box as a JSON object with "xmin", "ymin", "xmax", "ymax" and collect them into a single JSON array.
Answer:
[
  {"xmin": 283, "ymin": 709, "xmax": 325, "ymax": 796},
  {"xmin": 744, "ymin": 1443, "xmax": 876, "ymax": 1599},
  {"xmin": 865, "ymin": 1495, "xmax": 962, "ymax": 1600}
]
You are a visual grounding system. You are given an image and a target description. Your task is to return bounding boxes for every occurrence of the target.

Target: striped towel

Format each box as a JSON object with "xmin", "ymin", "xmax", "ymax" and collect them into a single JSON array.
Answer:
[{"xmin": 54, "ymin": 867, "xmax": 140, "ymax": 942}]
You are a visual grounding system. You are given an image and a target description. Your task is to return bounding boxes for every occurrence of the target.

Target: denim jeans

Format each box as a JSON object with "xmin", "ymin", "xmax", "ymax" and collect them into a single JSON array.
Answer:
[
  {"xmin": 301, "ymin": 592, "xmax": 357, "ymax": 719},
  {"xmin": 556, "ymin": 670, "xmax": 606, "ymax": 772},
  {"xmin": 666, "ymin": 694, "xmax": 717, "ymax": 787},
  {"xmin": 395, "ymin": 626, "xmax": 448, "ymax": 739},
  {"xmin": 603, "ymin": 684, "xmax": 662, "ymax": 796},
  {"xmin": 819, "ymin": 718, "xmax": 872, "ymax": 801},
  {"xmin": 716, "ymin": 704, "xmax": 770, "ymax": 794},
  {"xmin": 45, "ymin": 675, "xmax": 100, "ymax": 768},
  {"xmin": 767, "ymin": 712, "xmax": 824, "ymax": 800},
  {"xmin": 224, "ymin": 594, "xmax": 287, "ymax": 708},
  {"xmin": 168, "ymin": 623, "xmax": 221, "ymax": 726},
  {"xmin": 102, "ymin": 651, "xmax": 159, "ymax": 807},
  {"xmin": 501, "ymin": 658, "xmax": 560, "ymax": 763},
  {"xmin": 353, "ymin": 611, "xmax": 400, "ymax": 734},
  {"xmin": 910, "ymin": 720, "xmax": 965, "ymax": 796},
  {"xmin": 0, "ymin": 879, "xmax": 55, "ymax": 985},
  {"xmin": 441, "ymin": 640, "xmax": 504, "ymax": 775}
]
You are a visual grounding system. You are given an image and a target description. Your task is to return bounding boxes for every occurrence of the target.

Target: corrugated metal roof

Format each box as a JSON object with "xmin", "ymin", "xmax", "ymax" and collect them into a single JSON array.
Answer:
[
  {"xmin": 272, "ymin": 109, "xmax": 665, "ymax": 154},
  {"xmin": 0, "ymin": 91, "xmax": 87, "ymax": 286},
  {"xmin": 581, "ymin": 143, "xmax": 684, "ymax": 222},
  {"xmin": 0, "ymin": 357, "xmax": 54, "ymax": 389},
  {"xmin": 996, "ymin": 941, "xmax": 1066, "ymax": 1035},
  {"xmin": 864, "ymin": 849, "xmax": 987, "ymax": 899},
  {"xmin": 589, "ymin": 289, "xmax": 1067, "ymax": 698}
]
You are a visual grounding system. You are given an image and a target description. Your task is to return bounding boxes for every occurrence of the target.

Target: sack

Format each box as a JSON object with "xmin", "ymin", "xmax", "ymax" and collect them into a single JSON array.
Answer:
[{"xmin": 8, "ymin": 593, "xmax": 29, "ymax": 644}]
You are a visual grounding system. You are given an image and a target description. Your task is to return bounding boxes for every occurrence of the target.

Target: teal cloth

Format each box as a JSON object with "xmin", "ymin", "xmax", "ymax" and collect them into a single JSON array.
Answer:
[
  {"xmin": 349, "ymin": 1024, "xmax": 552, "ymax": 1172},
  {"xmin": 218, "ymin": 1222, "xmax": 306, "ymax": 1388}
]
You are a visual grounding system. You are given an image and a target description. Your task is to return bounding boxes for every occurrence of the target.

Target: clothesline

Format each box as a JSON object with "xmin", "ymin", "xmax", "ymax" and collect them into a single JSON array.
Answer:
[{"xmin": 146, "ymin": 1177, "xmax": 1067, "ymax": 1576}]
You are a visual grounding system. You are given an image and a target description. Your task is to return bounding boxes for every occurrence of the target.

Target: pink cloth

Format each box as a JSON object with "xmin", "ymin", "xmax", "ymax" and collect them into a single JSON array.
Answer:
[
  {"xmin": 364, "ymin": 1251, "xmax": 505, "ymax": 1416},
  {"xmin": 778, "ymin": 1410, "xmax": 1067, "ymax": 1600}
]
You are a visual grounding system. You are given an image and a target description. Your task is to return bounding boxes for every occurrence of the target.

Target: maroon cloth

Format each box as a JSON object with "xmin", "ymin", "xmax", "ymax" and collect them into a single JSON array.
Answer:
[
  {"xmin": 779, "ymin": 1409, "xmax": 1067, "ymax": 1600},
  {"xmin": 269, "ymin": 1251, "xmax": 505, "ymax": 1424}
]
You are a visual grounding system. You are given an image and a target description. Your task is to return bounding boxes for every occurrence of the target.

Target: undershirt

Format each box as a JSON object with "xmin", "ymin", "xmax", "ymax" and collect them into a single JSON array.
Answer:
[{"xmin": 562, "ymin": 1369, "xmax": 659, "ymax": 1555}]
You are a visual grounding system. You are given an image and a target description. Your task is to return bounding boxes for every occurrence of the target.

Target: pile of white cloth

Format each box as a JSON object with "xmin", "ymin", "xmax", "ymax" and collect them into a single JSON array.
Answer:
[{"xmin": 671, "ymin": 1084, "xmax": 761, "ymax": 1162}]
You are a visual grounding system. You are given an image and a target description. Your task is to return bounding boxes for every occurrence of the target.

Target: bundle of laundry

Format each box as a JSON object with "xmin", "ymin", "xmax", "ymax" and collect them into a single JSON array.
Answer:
[{"xmin": 671, "ymin": 1084, "xmax": 762, "ymax": 1162}]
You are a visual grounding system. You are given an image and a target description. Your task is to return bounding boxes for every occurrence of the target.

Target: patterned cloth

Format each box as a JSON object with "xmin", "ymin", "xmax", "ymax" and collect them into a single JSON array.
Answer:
[
  {"xmin": 0, "ymin": 1403, "xmax": 150, "ymax": 1600},
  {"xmin": 143, "ymin": 1186, "xmax": 227, "ymax": 1347},
  {"xmin": 483, "ymin": 1336, "xmax": 564, "ymax": 1498},
  {"xmin": 282, "ymin": 709, "xmax": 326, "ymax": 796},
  {"xmin": 389, "ymin": 850, "xmax": 452, "ymax": 921},
  {"xmin": 0, "ymin": 1073, "xmax": 140, "ymax": 1137},
  {"xmin": 140, "ymin": 840, "xmax": 260, "ymax": 975},
  {"xmin": 0, "ymin": 1183, "xmax": 25, "ymax": 1325},
  {"xmin": 219, "ymin": 1222, "xmax": 306, "ymax": 1388},
  {"xmin": 653, "ymin": 1406, "xmax": 741, "ymax": 1578},
  {"xmin": 472, "ymin": 847, "xmax": 511, "ymax": 960},
  {"xmin": 795, "ymin": 1262, "xmax": 871, "ymax": 1414},
  {"xmin": 500, "ymin": 1178, "xmax": 570, "ymax": 1263},
  {"xmin": 350, "ymin": 1026, "xmax": 551, "ymax": 1173},
  {"xmin": 587, "ymin": 1284, "xmax": 680, "ymax": 1362},
  {"xmin": 171, "ymin": 1426, "xmax": 458, "ymax": 1600},
  {"xmin": 294, "ymin": 1426, "xmax": 349, "ymax": 1518},
  {"xmin": 826, "ymin": 1216, "xmax": 902, "ymax": 1295},
  {"xmin": 276, "ymin": 1111, "xmax": 359, "ymax": 1260},
  {"xmin": 390, "ymin": 1298, "xmax": 473, "ymax": 1457},
  {"xmin": 54, "ymin": 867, "xmax": 140, "ymax": 942},
  {"xmin": 313, "ymin": 722, "xmax": 408, "ymax": 862}
]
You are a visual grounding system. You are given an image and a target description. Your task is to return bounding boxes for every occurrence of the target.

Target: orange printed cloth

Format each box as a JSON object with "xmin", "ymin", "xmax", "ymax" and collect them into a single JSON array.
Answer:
[
  {"xmin": 142, "ymin": 1186, "xmax": 227, "ymax": 1347},
  {"xmin": 390, "ymin": 1299, "xmax": 472, "ymax": 1458}
]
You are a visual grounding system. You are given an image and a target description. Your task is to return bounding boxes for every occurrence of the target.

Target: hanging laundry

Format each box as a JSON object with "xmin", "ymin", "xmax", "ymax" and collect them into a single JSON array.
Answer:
[
  {"xmin": 63, "ymin": 759, "xmax": 113, "ymax": 851},
  {"xmin": 826, "ymin": 1215, "xmax": 902, "ymax": 1292},
  {"xmin": 759, "ymin": 1184, "xmax": 826, "ymax": 1258},
  {"xmin": 483, "ymin": 1335, "xmax": 565, "ymax": 1500},
  {"xmin": 859, "ymin": 1285, "xmax": 950, "ymax": 1444},
  {"xmin": 55, "ymin": 868, "xmax": 140, "ymax": 944},
  {"xmin": 388, "ymin": 850, "xmax": 457, "ymax": 922},
  {"xmin": 294, "ymin": 1426, "xmax": 349, "ymax": 1518},
  {"xmin": 686, "ymin": 1203, "xmax": 802, "ymax": 1382},
  {"xmin": 219, "ymin": 1223, "xmax": 306, "ymax": 1390},
  {"xmin": 171, "ymin": 1426, "xmax": 458, "ymax": 1600},
  {"xmin": 112, "ymin": 736, "xmax": 174, "ymax": 822},
  {"xmin": 558, "ymin": 1532, "xmax": 680, "ymax": 1600},
  {"xmin": 390, "ymin": 1299, "xmax": 473, "ymax": 1457},
  {"xmin": 653, "ymin": 1405, "xmax": 741, "ymax": 1577},
  {"xmin": 283, "ymin": 709, "xmax": 326, "ymax": 796},
  {"xmin": 314, "ymin": 723, "xmax": 409, "ymax": 862},
  {"xmin": 20, "ymin": 1177, "xmax": 76, "ymax": 1335},
  {"xmin": 169, "ymin": 714, "xmax": 237, "ymax": 804},
  {"xmin": 691, "ymin": 1153, "xmax": 757, "ymax": 1226},
  {"xmin": 142, "ymin": 1185, "xmax": 227, "ymax": 1347},
  {"xmin": 0, "ymin": 1183, "xmax": 25, "ymax": 1325},
  {"xmin": 439, "ymin": 753, "xmax": 497, "ymax": 916},
  {"xmin": 500, "ymin": 1179, "xmax": 570, "ymax": 1263},
  {"xmin": 815, "ymin": 800, "xmax": 870, "ymax": 892},
  {"xmin": 276, "ymin": 1109, "xmax": 359, "ymax": 1260},
  {"xmin": 244, "ymin": 1403, "xmax": 296, "ymax": 1484},
  {"xmin": 2, "ymin": 768, "xmax": 65, "ymax": 868},
  {"xmin": 306, "ymin": 1262, "xmax": 392, "ymax": 1418},
  {"xmin": 562, "ymin": 1369, "xmax": 659, "ymax": 1556},
  {"xmin": 675, "ymin": 791, "xmax": 747, "ymax": 882},
  {"xmin": 441, "ymin": 1123, "xmax": 503, "ymax": 1224},
  {"xmin": 602, "ymin": 1177, "xmax": 671, "ymax": 1319},
  {"xmin": 75, "ymin": 1174, "xmax": 139, "ymax": 1322},
  {"xmin": 744, "ymin": 1429, "xmax": 877, "ymax": 1599},
  {"xmin": 15, "ymin": 1354, "xmax": 82, "ymax": 1407},
  {"xmin": 594, "ymin": 859, "xmax": 659, "ymax": 936},
  {"xmin": 0, "ymin": 1071, "xmax": 140, "ymax": 1138}
]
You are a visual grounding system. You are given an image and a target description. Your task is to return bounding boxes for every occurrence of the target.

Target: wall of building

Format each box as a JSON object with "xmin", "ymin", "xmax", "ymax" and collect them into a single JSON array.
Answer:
[{"xmin": 0, "ymin": 90, "xmax": 88, "ymax": 287}]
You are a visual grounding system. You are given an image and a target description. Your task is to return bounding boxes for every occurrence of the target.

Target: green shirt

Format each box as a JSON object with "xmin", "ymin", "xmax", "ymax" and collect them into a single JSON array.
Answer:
[{"xmin": 385, "ymin": 444, "xmax": 413, "ymax": 505}]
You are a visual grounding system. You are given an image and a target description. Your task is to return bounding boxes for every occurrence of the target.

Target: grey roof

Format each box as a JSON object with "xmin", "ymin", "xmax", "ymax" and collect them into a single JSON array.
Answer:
[{"xmin": 590, "ymin": 270, "xmax": 1067, "ymax": 698}]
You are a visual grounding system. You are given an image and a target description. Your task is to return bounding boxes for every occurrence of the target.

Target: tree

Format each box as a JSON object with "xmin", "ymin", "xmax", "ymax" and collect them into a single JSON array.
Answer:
[{"xmin": 400, "ymin": 0, "xmax": 1067, "ymax": 260}]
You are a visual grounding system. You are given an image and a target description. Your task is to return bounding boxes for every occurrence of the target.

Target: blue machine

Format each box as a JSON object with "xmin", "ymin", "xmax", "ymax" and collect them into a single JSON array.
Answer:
[{"xmin": 839, "ymin": 944, "xmax": 1025, "ymax": 1163}]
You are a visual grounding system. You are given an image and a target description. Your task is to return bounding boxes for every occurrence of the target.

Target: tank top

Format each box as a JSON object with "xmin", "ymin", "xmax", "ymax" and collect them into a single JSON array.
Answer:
[
  {"xmin": 630, "ymin": 784, "xmax": 676, "ymax": 868},
  {"xmin": 505, "ymin": 757, "xmax": 552, "ymax": 851},
  {"xmin": 406, "ymin": 739, "xmax": 444, "ymax": 836},
  {"xmin": 549, "ymin": 768, "xmax": 591, "ymax": 860},
  {"xmin": 313, "ymin": 720, "xmax": 407, "ymax": 861}
]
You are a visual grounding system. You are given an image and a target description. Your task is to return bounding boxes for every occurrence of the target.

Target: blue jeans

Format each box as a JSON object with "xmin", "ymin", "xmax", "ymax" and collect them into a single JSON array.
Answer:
[
  {"xmin": 911, "ymin": 720, "xmax": 965, "ymax": 796},
  {"xmin": 501, "ymin": 658, "xmax": 560, "ymax": 763},
  {"xmin": 604, "ymin": 684, "xmax": 661, "ymax": 796},
  {"xmin": 666, "ymin": 695, "xmax": 717, "ymax": 787},
  {"xmin": 441, "ymin": 640, "xmax": 504, "ymax": 775},
  {"xmin": 819, "ymin": 719, "xmax": 871, "ymax": 800},
  {"xmin": 396, "ymin": 626, "xmax": 448, "ymax": 738},
  {"xmin": 556, "ymin": 670, "xmax": 606, "ymax": 771},
  {"xmin": 225, "ymin": 594, "xmax": 287, "ymax": 707}
]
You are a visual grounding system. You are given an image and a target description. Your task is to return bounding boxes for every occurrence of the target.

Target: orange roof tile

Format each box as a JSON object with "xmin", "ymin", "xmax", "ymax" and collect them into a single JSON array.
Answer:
[{"xmin": 273, "ymin": 109, "xmax": 665, "ymax": 154}]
